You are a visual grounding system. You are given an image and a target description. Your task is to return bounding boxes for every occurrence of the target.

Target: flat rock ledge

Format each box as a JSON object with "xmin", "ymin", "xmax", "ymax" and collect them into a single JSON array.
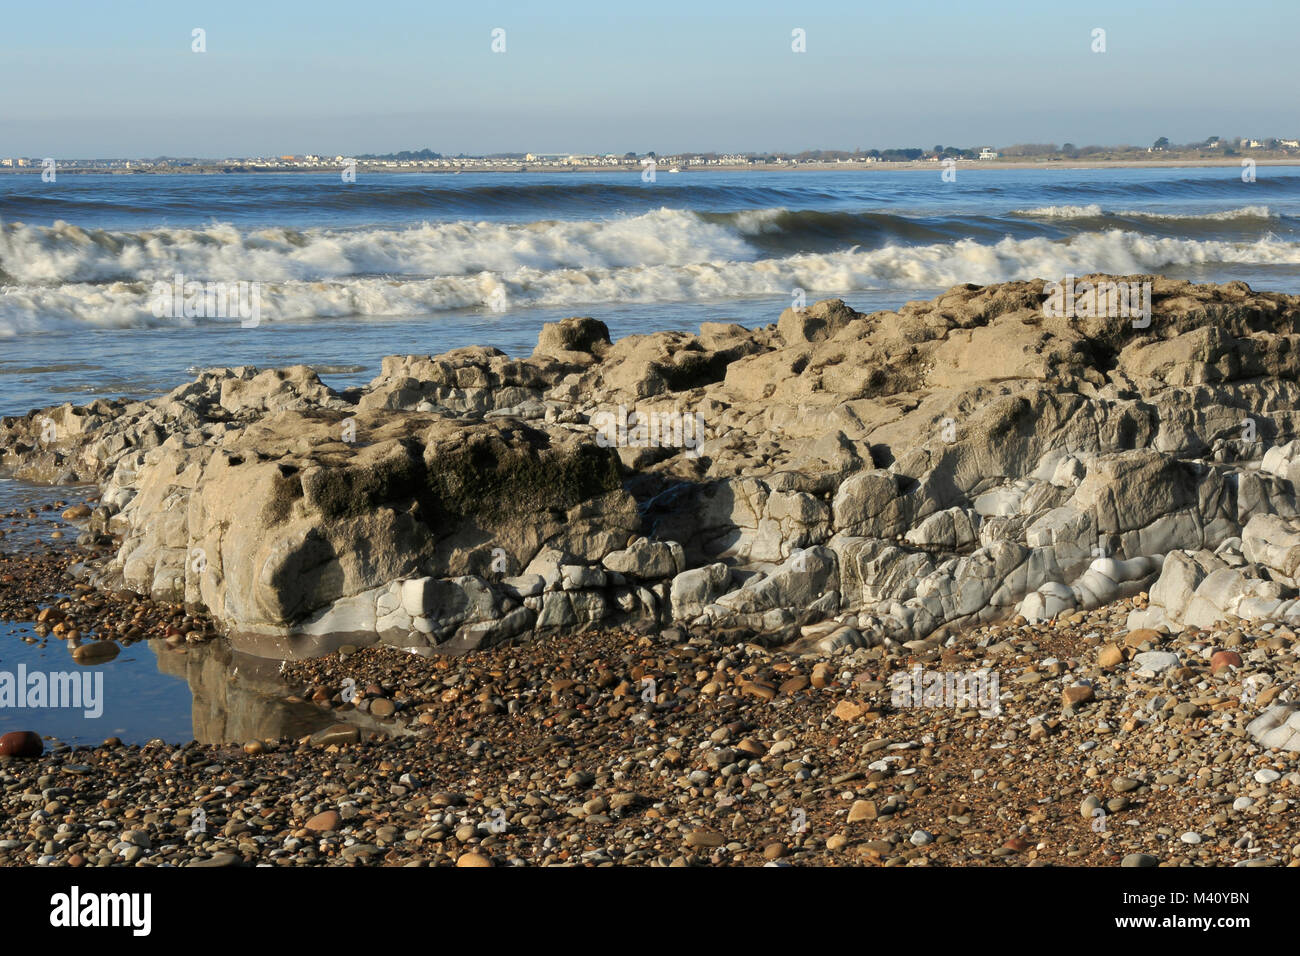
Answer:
[{"xmin": 8, "ymin": 274, "xmax": 1300, "ymax": 714}]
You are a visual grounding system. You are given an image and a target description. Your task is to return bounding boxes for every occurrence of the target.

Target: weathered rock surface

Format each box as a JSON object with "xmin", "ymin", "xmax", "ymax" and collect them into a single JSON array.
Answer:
[{"xmin": 7, "ymin": 276, "xmax": 1300, "ymax": 653}]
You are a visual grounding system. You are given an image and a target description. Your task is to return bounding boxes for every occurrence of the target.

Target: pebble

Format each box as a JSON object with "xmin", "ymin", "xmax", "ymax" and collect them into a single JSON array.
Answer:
[
  {"xmin": 1080, "ymin": 795, "xmax": 1101, "ymax": 820},
  {"xmin": 685, "ymin": 829, "xmax": 724, "ymax": 848},
  {"xmin": 305, "ymin": 810, "xmax": 341, "ymax": 833},
  {"xmin": 847, "ymin": 800, "xmax": 877, "ymax": 823},
  {"xmin": 0, "ymin": 731, "xmax": 43, "ymax": 758},
  {"xmin": 1062, "ymin": 684, "xmax": 1094, "ymax": 707}
]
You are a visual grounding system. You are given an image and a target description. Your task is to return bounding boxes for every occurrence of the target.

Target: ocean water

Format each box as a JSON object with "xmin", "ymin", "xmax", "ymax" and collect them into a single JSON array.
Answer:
[{"xmin": 2, "ymin": 166, "xmax": 1300, "ymax": 415}]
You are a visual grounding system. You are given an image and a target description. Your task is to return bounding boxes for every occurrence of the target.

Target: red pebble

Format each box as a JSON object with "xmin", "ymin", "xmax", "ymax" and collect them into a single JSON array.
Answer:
[
  {"xmin": 1210, "ymin": 650, "xmax": 1243, "ymax": 673},
  {"xmin": 0, "ymin": 731, "xmax": 43, "ymax": 758}
]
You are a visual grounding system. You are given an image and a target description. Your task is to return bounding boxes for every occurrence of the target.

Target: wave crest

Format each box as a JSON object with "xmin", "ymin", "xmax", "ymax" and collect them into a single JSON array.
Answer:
[{"xmin": 4, "ymin": 228, "xmax": 1298, "ymax": 335}]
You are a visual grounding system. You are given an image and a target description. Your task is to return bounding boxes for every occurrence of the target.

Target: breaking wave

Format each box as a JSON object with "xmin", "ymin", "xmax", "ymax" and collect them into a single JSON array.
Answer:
[{"xmin": 4, "ymin": 223, "xmax": 1299, "ymax": 335}]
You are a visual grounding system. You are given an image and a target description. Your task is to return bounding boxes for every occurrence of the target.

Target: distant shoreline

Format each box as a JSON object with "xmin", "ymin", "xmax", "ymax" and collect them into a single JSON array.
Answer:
[{"xmin": 2, "ymin": 158, "xmax": 1298, "ymax": 176}]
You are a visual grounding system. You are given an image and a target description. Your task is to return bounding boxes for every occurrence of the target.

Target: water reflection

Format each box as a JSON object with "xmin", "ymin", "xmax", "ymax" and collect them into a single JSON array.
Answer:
[{"xmin": 154, "ymin": 638, "xmax": 411, "ymax": 745}]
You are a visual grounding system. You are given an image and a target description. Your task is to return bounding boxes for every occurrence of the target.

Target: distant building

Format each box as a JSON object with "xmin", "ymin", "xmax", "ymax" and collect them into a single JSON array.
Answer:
[
  {"xmin": 1281, "ymin": 140, "xmax": 1300, "ymax": 149},
  {"xmin": 979, "ymin": 147, "xmax": 998, "ymax": 160}
]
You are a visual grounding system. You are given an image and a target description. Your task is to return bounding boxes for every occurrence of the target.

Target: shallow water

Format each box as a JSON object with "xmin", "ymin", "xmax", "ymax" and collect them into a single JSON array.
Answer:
[
  {"xmin": 0, "ymin": 479, "xmax": 364, "ymax": 746},
  {"xmin": 0, "ymin": 624, "xmax": 193, "ymax": 745}
]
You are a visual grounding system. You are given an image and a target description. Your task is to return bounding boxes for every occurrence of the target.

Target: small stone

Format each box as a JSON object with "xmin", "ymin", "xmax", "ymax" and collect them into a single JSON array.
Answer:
[
  {"xmin": 1098, "ymin": 644, "xmax": 1124, "ymax": 670},
  {"xmin": 847, "ymin": 799, "xmax": 878, "ymax": 823},
  {"xmin": 1124, "ymin": 628, "xmax": 1162, "ymax": 648},
  {"xmin": 305, "ymin": 810, "xmax": 341, "ymax": 832},
  {"xmin": 685, "ymin": 829, "xmax": 724, "ymax": 848},
  {"xmin": 833, "ymin": 700, "xmax": 868, "ymax": 722},
  {"xmin": 456, "ymin": 852, "xmax": 492, "ymax": 867},
  {"xmin": 71, "ymin": 641, "xmax": 119, "ymax": 664},
  {"xmin": 1080, "ymin": 794, "xmax": 1101, "ymax": 820},
  {"xmin": 1255, "ymin": 769, "xmax": 1282, "ymax": 784},
  {"xmin": 909, "ymin": 829, "xmax": 934, "ymax": 846},
  {"xmin": 1062, "ymin": 684, "xmax": 1094, "ymax": 707},
  {"xmin": 779, "ymin": 675, "xmax": 809, "ymax": 695},
  {"xmin": 1134, "ymin": 650, "xmax": 1181, "ymax": 674},
  {"xmin": 1121, "ymin": 853, "xmax": 1160, "ymax": 867},
  {"xmin": 1210, "ymin": 650, "xmax": 1243, "ymax": 673}
]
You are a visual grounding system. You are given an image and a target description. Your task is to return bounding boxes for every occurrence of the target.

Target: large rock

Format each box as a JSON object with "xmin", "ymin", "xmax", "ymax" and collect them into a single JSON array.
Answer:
[
  {"xmin": 9, "ymin": 277, "xmax": 1300, "ymax": 651},
  {"xmin": 601, "ymin": 537, "xmax": 683, "ymax": 580}
]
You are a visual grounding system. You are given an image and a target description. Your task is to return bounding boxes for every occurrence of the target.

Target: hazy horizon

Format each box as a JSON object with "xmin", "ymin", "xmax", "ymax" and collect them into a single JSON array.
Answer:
[{"xmin": 2, "ymin": 0, "xmax": 1297, "ymax": 158}]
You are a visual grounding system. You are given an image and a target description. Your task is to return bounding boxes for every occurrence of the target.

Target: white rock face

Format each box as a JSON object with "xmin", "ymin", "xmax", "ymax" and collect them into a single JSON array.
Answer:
[
  {"xmin": 670, "ymin": 563, "xmax": 731, "ymax": 621},
  {"xmin": 1135, "ymin": 545, "xmax": 1300, "ymax": 633},
  {"xmin": 1247, "ymin": 705, "xmax": 1300, "ymax": 752}
]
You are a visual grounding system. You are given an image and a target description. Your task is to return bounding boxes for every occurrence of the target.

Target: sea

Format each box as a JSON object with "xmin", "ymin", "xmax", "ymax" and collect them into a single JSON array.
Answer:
[{"xmin": 2, "ymin": 164, "xmax": 1300, "ymax": 416}]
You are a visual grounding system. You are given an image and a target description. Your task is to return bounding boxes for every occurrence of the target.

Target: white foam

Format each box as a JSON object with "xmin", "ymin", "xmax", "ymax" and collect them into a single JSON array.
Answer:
[
  {"xmin": 1012, "ymin": 204, "xmax": 1105, "ymax": 218},
  {"xmin": 4, "ymin": 229, "xmax": 1299, "ymax": 334},
  {"xmin": 1013, "ymin": 204, "xmax": 1276, "ymax": 221},
  {"xmin": 0, "ymin": 210, "xmax": 754, "ymax": 285}
]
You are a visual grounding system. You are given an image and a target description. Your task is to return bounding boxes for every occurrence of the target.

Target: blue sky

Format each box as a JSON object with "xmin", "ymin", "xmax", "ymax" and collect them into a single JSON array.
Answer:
[{"xmin": 2, "ymin": 0, "xmax": 1296, "ymax": 157}]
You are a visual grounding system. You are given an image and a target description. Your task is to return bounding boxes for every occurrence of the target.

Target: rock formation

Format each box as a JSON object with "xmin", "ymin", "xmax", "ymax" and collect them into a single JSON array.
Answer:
[{"xmin": 7, "ymin": 275, "xmax": 1300, "ymax": 671}]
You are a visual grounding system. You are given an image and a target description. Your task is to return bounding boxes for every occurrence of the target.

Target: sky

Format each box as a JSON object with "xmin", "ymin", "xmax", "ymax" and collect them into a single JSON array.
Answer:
[{"xmin": 1, "ymin": 0, "xmax": 1296, "ymax": 158}]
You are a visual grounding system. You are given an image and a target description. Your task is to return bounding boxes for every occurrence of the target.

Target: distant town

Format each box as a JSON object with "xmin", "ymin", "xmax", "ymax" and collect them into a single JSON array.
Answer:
[{"xmin": 4, "ymin": 137, "xmax": 1299, "ymax": 174}]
